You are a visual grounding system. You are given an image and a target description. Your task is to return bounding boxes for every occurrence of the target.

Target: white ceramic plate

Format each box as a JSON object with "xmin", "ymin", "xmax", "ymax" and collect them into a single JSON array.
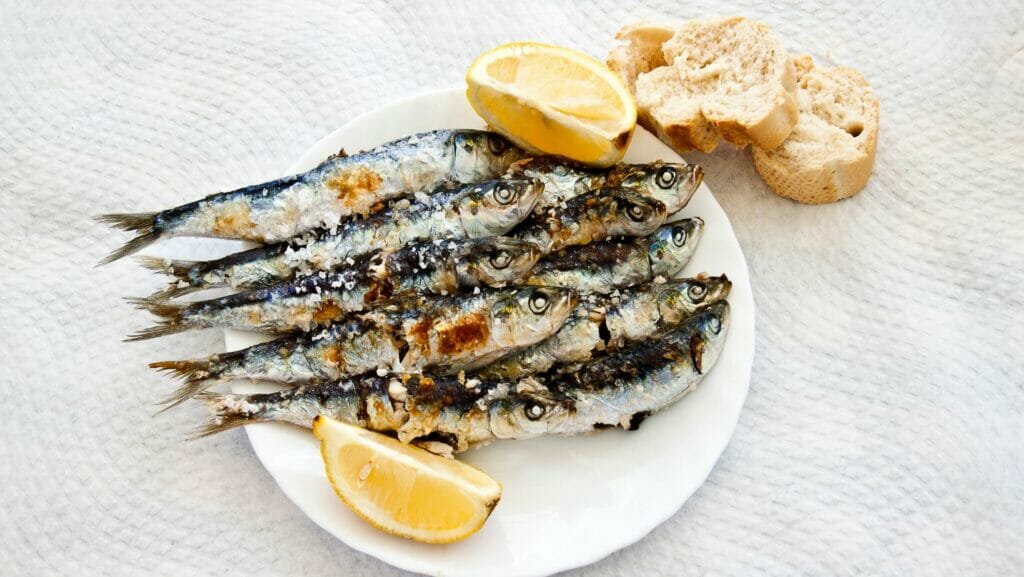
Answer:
[{"xmin": 225, "ymin": 88, "xmax": 755, "ymax": 577}]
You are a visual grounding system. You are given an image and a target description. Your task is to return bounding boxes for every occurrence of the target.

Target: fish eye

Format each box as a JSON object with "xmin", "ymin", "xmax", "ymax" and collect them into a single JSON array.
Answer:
[
  {"xmin": 626, "ymin": 202, "xmax": 649, "ymax": 222},
  {"xmin": 672, "ymin": 226, "xmax": 687, "ymax": 246},
  {"xmin": 524, "ymin": 401, "xmax": 546, "ymax": 420},
  {"xmin": 656, "ymin": 166, "xmax": 677, "ymax": 189},
  {"xmin": 707, "ymin": 315, "xmax": 722, "ymax": 334},
  {"xmin": 487, "ymin": 134, "xmax": 508, "ymax": 155},
  {"xmin": 489, "ymin": 249, "xmax": 512, "ymax": 269},
  {"xmin": 493, "ymin": 182, "xmax": 518, "ymax": 205},
  {"xmin": 528, "ymin": 291, "xmax": 550, "ymax": 314},
  {"xmin": 687, "ymin": 282, "xmax": 707, "ymax": 301}
]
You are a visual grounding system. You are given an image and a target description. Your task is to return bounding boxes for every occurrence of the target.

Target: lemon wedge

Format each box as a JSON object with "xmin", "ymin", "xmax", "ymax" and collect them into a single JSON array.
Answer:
[
  {"xmin": 466, "ymin": 42, "xmax": 637, "ymax": 167},
  {"xmin": 313, "ymin": 416, "xmax": 502, "ymax": 543}
]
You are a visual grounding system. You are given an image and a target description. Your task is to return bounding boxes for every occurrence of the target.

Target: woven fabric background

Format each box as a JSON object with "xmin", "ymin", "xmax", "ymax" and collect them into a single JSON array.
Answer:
[{"xmin": 2, "ymin": 1, "xmax": 1022, "ymax": 575}]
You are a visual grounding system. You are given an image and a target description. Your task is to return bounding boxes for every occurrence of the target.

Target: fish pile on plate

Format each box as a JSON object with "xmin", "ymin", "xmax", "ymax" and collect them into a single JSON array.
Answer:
[{"xmin": 100, "ymin": 129, "xmax": 732, "ymax": 455}]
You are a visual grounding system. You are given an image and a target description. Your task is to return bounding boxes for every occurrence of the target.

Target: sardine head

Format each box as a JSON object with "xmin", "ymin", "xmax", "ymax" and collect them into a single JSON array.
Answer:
[
  {"xmin": 690, "ymin": 300, "xmax": 730, "ymax": 374},
  {"xmin": 488, "ymin": 384, "xmax": 570, "ymax": 440},
  {"xmin": 490, "ymin": 286, "xmax": 577, "ymax": 348},
  {"xmin": 455, "ymin": 238, "xmax": 543, "ymax": 287},
  {"xmin": 605, "ymin": 188, "xmax": 667, "ymax": 238},
  {"xmin": 457, "ymin": 178, "xmax": 543, "ymax": 237},
  {"xmin": 607, "ymin": 162, "xmax": 702, "ymax": 215},
  {"xmin": 452, "ymin": 131, "xmax": 529, "ymax": 180},
  {"xmin": 655, "ymin": 275, "xmax": 732, "ymax": 325},
  {"xmin": 648, "ymin": 218, "xmax": 704, "ymax": 279}
]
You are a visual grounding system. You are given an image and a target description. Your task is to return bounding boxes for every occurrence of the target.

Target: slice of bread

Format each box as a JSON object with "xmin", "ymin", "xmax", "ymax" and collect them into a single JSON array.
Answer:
[
  {"xmin": 752, "ymin": 56, "xmax": 880, "ymax": 204},
  {"xmin": 608, "ymin": 17, "xmax": 799, "ymax": 153},
  {"xmin": 606, "ymin": 23, "xmax": 676, "ymax": 93}
]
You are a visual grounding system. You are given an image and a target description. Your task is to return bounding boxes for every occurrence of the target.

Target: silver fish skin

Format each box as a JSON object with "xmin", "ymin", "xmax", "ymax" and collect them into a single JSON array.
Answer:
[
  {"xmin": 507, "ymin": 157, "xmax": 702, "ymax": 214},
  {"xmin": 488, "ymin": 300, "xmax": 730, "ymax": 439},
  {"xmin": 148, "ymin": 178, "xmax": 542, "ymax": 295},
  {"xmin": 196, "ymin": 301, "xmax": 729, "ymax": 452},
  {"xmin": 153, "ymin": 286, "xmax": 576, "ymax": 406},
  {"xmin": 478, "ymin": 275, "xmax": 731, "ymax": 379},
  {"xmin": 513, "ymin": 187, "xmax": 667, "ymax": 255},
  {"xmin": 97, "ymin": 130, "xmax": 527, "ymax": 263},
  {"xmin": 524, "ymin": 218, "xmax": 704, "ymax": 293},
  {"xmin": 128, "ymin": 237, "xmax": 542, "ymax": 338}
]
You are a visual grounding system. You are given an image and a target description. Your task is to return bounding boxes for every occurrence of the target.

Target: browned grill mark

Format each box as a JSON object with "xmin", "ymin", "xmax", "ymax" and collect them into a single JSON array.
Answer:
[
  {"xmin": 363, "ymin": 278, "xmax": 394, "ymax": 304},
  {"xmin": 326, "ymin": 167, "xmax": 383, "ymax": 211},
  {"xmin": 213, "ymin": 203, "xmax": 257, "ymax": 237},
  {"xmin": 436, "ymin": 312, "xmax": 489, "ymax": 356},
  {"xmin": 312, "ymin": 301, "xmax": 344, "ymax": 325},
  {"xmin": 246, "ymin": 308, "xmax": 263, "ymax": 325},
  {"xmin": 407, "ymin": 316, "xmax": 433, "ymax": 356},
  {"xmin": 322, "ymin": 344, "xmax": 348, "ymax": 371}
]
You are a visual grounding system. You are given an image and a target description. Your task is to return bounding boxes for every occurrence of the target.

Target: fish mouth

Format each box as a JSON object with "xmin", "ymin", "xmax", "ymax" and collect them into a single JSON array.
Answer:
[
  {"xmin": 714, "ymin": 274, "xmax": 732, "ymax": 298},
  {"xmin": 671, "ymin": 165, "xmax": 702, "ymax": 212},
  {"xmin": 687, "ymin": 165, "xmax": 704, "ymax": 193},
  {"xmin": 518, "ymin": 178, "xmax": 545, "ymax": 215}
]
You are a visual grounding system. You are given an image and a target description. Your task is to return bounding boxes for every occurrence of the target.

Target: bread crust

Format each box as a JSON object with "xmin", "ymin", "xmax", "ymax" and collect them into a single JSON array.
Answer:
[
  {"xmin": 752, "ymin": 58, "xmax": 880, "ymax": 204},
  {"xmin": 606, "ymin": 22, "xmax": 675, "ymax": 93},
  {"xmin": 607, "ymin": 17, "xmax": 799, "ymax": 153}
]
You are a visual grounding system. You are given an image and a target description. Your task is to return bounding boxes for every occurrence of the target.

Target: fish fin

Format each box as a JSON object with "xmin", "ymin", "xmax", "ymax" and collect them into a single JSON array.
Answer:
[
  {"xmin": 689, "ymin": 332, "xmax": 705, "ymax": 374},
  {"xmin": 95, "ymin": 213, "xmax": 160, "ymax": 265},
  {"xmin": 127, "ymin": 295, "xmax": 186, "ymax": 320},
  {"xmin": 152, "ymin": 361, "xmax": 214, "ymax": 411},
  {"xmin": 124, "ymin": 296, "xmax": 192, "ymax": 341},
  {"xmin": 135, "ymin": 256, "xmax": 201, "ymax": 298},
  {"xmin": 124, "ymin": 324, "xmax": 190, "ymax": 342},
  {"xmin": 190, "ymin": 392, "xmax": 270, "ymax": 439},
  {"xmin": 150, "ymin": 352, "xmax": 243, "ymax": 409}
]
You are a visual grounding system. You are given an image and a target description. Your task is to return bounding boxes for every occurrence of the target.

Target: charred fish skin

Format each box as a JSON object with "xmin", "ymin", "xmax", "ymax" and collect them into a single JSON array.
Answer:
[
  {"xmin": 157, "ymin": 177, "xmax": 543, "ymax": 293},
  {"xmin": 524, "ymin": 236, "xmax": 653, "ymax": 292},
  {"xmin": 97, "ymin": 130, "xmax": 527, "ymax": 264},
  {"xmin": 478, "ymin": 276, "xmax": 730, "ymax": 380},
  {"xmin": 524, "ymin": 218, "xmax": 705, "ymax": 294},
  {"xmin": 513, "ymin": 187, "xmax": 667, "ymax": 255},
  {"xmin": 196, "ymin": 301, "xmax": 729, "ymax": 451},
  {"xmin": 129, "ymin": 237, "xmax": 542, "ymax": 336},
  {"xmin": 195, "ymin": 373, "xmax": 499, "ymax": 452},
  {"xmin": 153, "ymin": 286, "xmax": 576, "ymax": 406},
  {"xmin": 508, "ymin": 157, "xmax": 703, "ymax": 214},
  {"xmin": 488, "ymin": 301, "xmax": 730, "ymax": 440}
]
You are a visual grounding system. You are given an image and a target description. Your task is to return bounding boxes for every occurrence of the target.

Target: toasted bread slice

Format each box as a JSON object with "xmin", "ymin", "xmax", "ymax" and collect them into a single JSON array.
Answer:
[
  {"xmin": 752, "ymin": 56, "xmax": 880, "ymax": 204},
  {"xmin": 608, "ymin": 17, "xmax": 799, "ymax": 153}
]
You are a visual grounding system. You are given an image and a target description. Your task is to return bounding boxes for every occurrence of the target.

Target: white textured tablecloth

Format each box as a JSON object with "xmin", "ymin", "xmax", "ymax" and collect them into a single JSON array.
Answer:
[{"xmin": 2, "ymin": 1, "xmax": 1022, "ymax": 575}]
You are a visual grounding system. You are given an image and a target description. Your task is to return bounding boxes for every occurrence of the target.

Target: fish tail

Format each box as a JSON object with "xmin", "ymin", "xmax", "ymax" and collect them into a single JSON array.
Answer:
[
  {"xmin": 126, "ymin": 295, "xmax": 185, "ymax": 319},
  {"xmin": 135, "ymin": 256, "xmax": 201, "ymax": 298},
  {"xmin": 191, "ymin": 392, "xmax": 273, "ymax": 438},
  {"xmin": 124, "ymin": 298, "xmax": 191, "ymax": 341},
  {"xmin": 150, "ymin": 357, "xmax": 220, "ymax": 410},
  {"xmin": 95, "ymin": 212, "xmax": 160, "ymax": 265},
  {"xmin": 124, "ymin": 324, "xmax": 190, "ymax": 342}
]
